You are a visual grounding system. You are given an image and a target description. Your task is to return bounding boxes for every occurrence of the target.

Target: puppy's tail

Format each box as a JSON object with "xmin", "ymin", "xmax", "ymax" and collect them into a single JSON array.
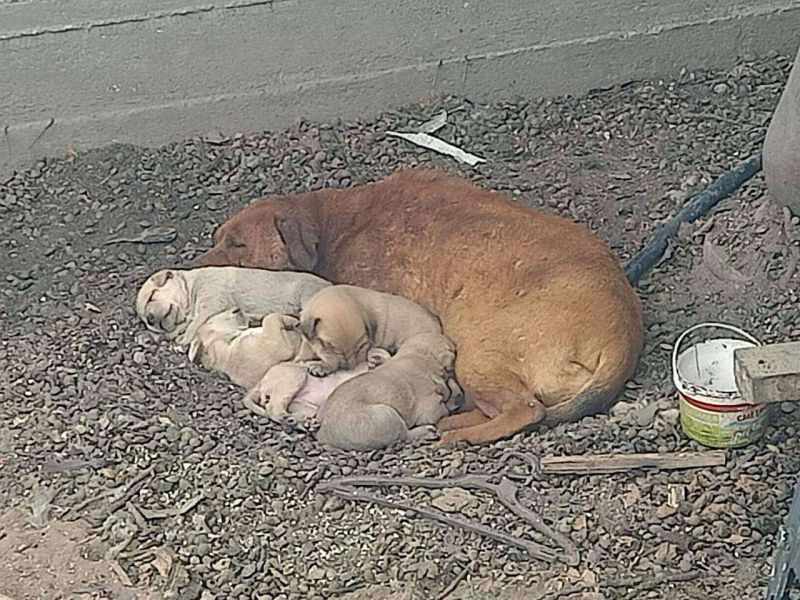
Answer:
[{"xmin": 541, "ymin": 345, "xmax": 639, "ymax": 427}]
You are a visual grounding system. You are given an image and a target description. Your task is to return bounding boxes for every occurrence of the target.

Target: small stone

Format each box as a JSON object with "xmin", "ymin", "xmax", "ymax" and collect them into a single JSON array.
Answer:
[
  {"xmin": 656, "ymin": 504, "xmax": 677, "ymax": 519},
  {"xmin": 713, "ymin": 82, "xmax": 729, "ymax": 94},
  {"xmin": 431, "ymin": 488, "xmax": 476, "ymax": 513}
]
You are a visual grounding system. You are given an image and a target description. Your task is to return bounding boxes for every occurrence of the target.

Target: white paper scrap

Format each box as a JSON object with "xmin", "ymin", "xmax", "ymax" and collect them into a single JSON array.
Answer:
[
  {"xmin": 386, "ymin": 131, "xmax": 486, "ymax": 167},
  {"xmin": 417, "ymin": 110, "xmax": 448, "ymax": 134}
]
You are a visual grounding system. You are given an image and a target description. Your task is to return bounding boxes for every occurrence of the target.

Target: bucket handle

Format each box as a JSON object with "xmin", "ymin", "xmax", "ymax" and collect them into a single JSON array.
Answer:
[{"xmin": 671, "ymin": 322, "xmax": 761, "ymax": 380}]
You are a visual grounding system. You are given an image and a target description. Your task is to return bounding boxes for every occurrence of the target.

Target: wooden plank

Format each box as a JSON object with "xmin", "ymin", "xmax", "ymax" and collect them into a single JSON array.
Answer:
[
  {"xmin": 734, "ymin": 342, "xmax": 800, "ymax": 404},
  {"xmin": 539, "ymin": 451, "xmax": 726, "ymax": 475}
]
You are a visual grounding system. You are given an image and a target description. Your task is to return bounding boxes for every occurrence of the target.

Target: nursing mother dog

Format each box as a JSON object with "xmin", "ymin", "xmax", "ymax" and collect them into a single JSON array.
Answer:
[{"xmin": 194, "ymin": 170, "xmax": 643, "ymax": 445}]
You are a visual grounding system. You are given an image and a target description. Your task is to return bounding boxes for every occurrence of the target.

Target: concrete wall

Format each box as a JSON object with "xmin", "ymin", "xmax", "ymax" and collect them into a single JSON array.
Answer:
[{"xmin": 2, "ymin": 0, "xmax": 800, "ymax": 173}]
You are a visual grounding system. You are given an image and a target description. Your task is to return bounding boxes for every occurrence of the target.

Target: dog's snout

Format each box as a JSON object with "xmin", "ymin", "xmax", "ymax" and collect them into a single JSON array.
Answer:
[{"xmin": 145, "ymin": 314, "xmax": 159, "ymax": 327}]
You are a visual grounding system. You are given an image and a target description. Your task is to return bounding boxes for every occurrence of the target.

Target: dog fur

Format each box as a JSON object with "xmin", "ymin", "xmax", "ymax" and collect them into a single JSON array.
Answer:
[
  {"xmin": 297, "ymin": 284, "xmax": 441, "ymax": 376},
  {"xmin": 135, "ymin": 266, "xmax": 329, "ymax": 347},
  {"xmin": 315, "ymin": 332, "xmax": 462, "ymax": 451},
  {"xmin": 188, "ymin": 310, "xmax": 302, "ymax": 389},
  {"xmin": 193, "ymin": 169, "xmax": 644, "ymax": 445}
]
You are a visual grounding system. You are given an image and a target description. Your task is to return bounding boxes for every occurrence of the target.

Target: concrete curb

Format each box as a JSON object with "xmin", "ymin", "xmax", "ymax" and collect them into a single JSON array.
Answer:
[{"xmin": 2, "ymin": 0, "xmax": 799, "ymax": 173}]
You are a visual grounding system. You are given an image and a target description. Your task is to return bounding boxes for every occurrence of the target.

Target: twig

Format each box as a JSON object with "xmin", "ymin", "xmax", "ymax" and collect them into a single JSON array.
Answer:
[
  {"xmin": 324, "ymin": 485, "xmax": 559, "ymax": 562},
  {"xmin": 105, "ymin": 466, "xmax": 156, "ymax": 515},
  {"xmin": 608, "ymin": 570, "xmax": 701, "ymax": 590},
  {"xmin": 299, "ymin": 465, "xmax": 327, "ymax": 501},
  {"xmin": 65, "ymin": 466, "xmax": 154, "ymax": 519},
  {"xmin": 539, "ymin": 450, "xmax": 726, "ymax": 475},
  {"xmin": 27, "ymin": 117, "xmax": 55, "ymax": 151},
  {"xmin": 319, "ymin": 474, "xmax": 577, "ymax": 564},
  {"xmin": 437, "ymin": 561, "xmax": 471, "ymax": 600},
  {"xmin": 137, "ymin": 492, "xmax": 205, "ymax": 520}
]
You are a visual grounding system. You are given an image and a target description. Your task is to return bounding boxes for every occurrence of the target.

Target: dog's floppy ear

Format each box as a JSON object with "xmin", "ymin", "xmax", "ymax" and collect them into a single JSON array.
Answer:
[
  {"xmin": 188, "ymin": 339, "xmax": 204, "ymax": 365},
  {"xmin": 153, "ymin": 269, "xmax": 175, "ymax": 287},
  {"xmin": 299, "ymin": 316, "xmax": 320, "ymax": 341},
  {"xmin": 152, "ymin": 269, "xmax": 174, "ymax": 288},
  {"xmin": 274, "ymin": 213, "xmax": 319, "ymax": 271}
]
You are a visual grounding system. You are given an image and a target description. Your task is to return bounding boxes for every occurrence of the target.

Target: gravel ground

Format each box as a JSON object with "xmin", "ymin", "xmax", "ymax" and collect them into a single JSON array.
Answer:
[{"xmin": 2, "ymin": 54, "xmax": 800, "ymax": 600}]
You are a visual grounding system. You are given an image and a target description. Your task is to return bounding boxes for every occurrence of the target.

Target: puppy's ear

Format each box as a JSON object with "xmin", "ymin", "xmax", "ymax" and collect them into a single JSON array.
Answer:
[
  {"xmin": 430, "ymin": 374, "xmax": 448, "ymax": 396},
  {"xmin": 274, "ymin": 213, "xmax": 319, "ymax": 271},
  {"xmin": 188, "ymin": 339, "xmax": 204, "ymax": 365},
  {"xmin": 152, "ymin": 269, "xmax": 174, "ymax": 288},
  {"xmin": 299, "ymin": 317, "xmax": 320, "ymax": 341}
]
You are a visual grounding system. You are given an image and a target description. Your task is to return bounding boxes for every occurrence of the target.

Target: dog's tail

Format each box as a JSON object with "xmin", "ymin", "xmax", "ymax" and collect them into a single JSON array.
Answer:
[{"xmin": 541, "ymin": 344, "xmax": 639, "ymax": 427}]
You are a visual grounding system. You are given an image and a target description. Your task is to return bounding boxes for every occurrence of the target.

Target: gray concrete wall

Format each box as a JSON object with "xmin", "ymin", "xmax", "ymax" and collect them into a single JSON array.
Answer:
[{"xmin": 2, "ymin": 0, "xmax": 800, "ymax": 173}]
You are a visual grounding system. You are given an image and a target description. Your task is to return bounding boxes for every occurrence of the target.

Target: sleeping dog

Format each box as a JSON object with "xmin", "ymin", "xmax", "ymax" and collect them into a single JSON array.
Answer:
[{"xmin": 135, "ymin": 266, "xmax": 329, "ymax": 347}]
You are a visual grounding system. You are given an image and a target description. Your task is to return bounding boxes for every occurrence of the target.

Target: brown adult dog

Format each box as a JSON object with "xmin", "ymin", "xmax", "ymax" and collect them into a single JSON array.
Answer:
[{"xmin": 194, "ymin": 170, "xmax": 644, "ymax": 445}]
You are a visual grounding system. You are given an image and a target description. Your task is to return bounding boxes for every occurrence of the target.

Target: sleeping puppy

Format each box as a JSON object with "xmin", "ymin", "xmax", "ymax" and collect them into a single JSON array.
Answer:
[
  {"xmin": 297, "ymin": 284, "xmax": 441, "ymax": 376},
  {"xmin": 316, "ymin": 332, "xmax": 463, "ymax": 451},
  {"xmin": 188, "ymin": 311, "xmax": 302, "ymax": 389},
  {"xmin": 241, "ymin": 359, "xmax": 376, "ymax": 422},
  {"xmin": 135, "ymin": 266, "xmax": 330, "ymax": 347}
]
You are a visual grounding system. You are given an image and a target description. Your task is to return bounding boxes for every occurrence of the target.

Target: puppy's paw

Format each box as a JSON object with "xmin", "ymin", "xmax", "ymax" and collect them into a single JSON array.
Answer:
[
  {"xmin": 308, "ymin": 363, "xmax": 334, "ymax": 377},
  {"xmin": 407, "ymin": 424, "xmax": 440, "ymax": 442},
  {"xmin": 280, "ymin": 415, "xmax": 299, "ymax": 431},
  {"xmin": 367, "ymin": 348, "xmax": 391, "ymax": 369},
  {"xmin": 264, "ymin": 404, "xmax": 289, "ymax": 424}
]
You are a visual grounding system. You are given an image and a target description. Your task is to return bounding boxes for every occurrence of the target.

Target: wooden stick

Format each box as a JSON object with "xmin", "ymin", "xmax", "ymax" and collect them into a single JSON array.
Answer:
[
  {"xmin": 322, "ymin": 485, "xmax": 560, "ymax": 563},
  {"xmin": 319, "ymin": 474, "xmax": 578, "ymax": 565},
  {"xmin": 437, "ymin": 562, "xmax": 471, "ymax": 600},
  {"xmin": 539, "ymin": 451, "xmax": 726, "ymax": 475}
]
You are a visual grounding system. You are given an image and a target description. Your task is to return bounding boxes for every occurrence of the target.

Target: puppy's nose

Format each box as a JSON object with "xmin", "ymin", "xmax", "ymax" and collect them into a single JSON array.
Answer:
[{"xmin": 146, "ymin": 315, "xmax": 159, "ymax": 327}]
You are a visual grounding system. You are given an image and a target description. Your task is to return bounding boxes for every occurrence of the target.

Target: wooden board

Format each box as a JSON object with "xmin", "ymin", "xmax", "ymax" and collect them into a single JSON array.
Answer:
[
  {"xmin": 734, "ymin": 341, "xmax": 800, "ymax": 404},
  {"xmin": 539, "ymin": 451, "xmax": 726, "ymax": 475}
]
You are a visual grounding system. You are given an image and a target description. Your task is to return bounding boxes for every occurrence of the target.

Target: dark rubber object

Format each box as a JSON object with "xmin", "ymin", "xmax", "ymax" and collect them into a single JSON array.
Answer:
[
  {"xmin": 624, "ymin": 152, "xmax": 763, "ymax": 285},
  {"xmin": 767, "ymin": 476, "xmax": 800, "ymax": 600}
]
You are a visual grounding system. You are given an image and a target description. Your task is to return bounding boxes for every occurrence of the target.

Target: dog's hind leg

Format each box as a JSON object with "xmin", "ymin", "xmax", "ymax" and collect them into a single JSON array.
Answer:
[
  {"xmin": 438, "ymin": 392, "xmax": 546, "ymax": 445},
  {"xmin": 437, "ymin": 409, "xmax": 489, "ymax": 432}
]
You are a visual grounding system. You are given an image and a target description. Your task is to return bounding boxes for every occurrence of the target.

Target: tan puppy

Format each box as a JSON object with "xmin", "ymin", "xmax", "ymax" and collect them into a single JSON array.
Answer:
[
  {"xmin": 241, "ymin": 359, "xmax": 376, "ymax": 422},
  {"xmin": 193, "ymin": 170, "xmax": 644, "ymax": 444},
  {"xmin": 188, "ymin": 311, "xmax": 302, "ymax": 389},
  {"xmin": 135, "ymin": 266, "xmax": 330, "ymax": 347},
  {"xmin": 297, "ymin": 284, "xmax": 441, "ymax": 376},
  {"xmin": 315, "ymin": 332, "xmax": 462, "ymax": 451}
]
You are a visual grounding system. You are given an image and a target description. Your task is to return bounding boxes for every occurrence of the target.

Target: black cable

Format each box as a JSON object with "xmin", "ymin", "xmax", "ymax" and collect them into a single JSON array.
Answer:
[{"xmin": 624, "ymin": 152, "xmax": 763, "ymax": 285}]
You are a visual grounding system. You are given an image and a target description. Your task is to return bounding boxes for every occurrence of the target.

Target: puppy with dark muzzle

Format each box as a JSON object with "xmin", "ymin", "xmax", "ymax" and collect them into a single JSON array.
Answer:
[
  {"xmin": 135, "ymin": 266, "xmax": 330, "ymax": 347},
  {"xmin": 296, "ymin": 284, "xmax": 442, "ymax": 376},
  {"xmin": 316, "ymin": 332, "xmax": 464, "ymax": 451}
]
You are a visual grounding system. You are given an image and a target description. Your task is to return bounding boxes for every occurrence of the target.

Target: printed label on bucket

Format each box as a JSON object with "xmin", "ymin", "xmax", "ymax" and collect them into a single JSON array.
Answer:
[{"xmin": 679, "ymin": 396, "xmax": 769, "ymax": 448}]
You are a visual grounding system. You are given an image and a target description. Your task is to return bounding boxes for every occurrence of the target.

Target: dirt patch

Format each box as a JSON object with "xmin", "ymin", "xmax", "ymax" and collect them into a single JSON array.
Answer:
[{"xmin": 0, "ymin": 509, "xmax": 158, "ymax": 600}]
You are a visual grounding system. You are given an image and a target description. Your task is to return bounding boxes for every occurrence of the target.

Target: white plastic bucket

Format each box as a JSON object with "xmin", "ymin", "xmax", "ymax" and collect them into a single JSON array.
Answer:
[{"xmin": 672, "ymin": 322, "xmax": 769, "ymax": 448}]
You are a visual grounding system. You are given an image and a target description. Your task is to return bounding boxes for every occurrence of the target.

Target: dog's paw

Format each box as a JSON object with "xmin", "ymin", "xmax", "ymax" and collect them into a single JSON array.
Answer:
[
  {"xmin": 436, "ymin": 430, "xmax": 465, "ymax": 447},
  {"xmin": 280, "ymin": 415, "xmax": 299, "ymax": 431},
  {"xmin": 407, "ymin": 424, "xmax": 440, "ymax": 442},
  {"xmin": 308, "ymin": 363, "xmax": 334, "ymax": 377},
  {"xmin": 367, "ymin": 348, "xmax": 391, "ymax": 369}
]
